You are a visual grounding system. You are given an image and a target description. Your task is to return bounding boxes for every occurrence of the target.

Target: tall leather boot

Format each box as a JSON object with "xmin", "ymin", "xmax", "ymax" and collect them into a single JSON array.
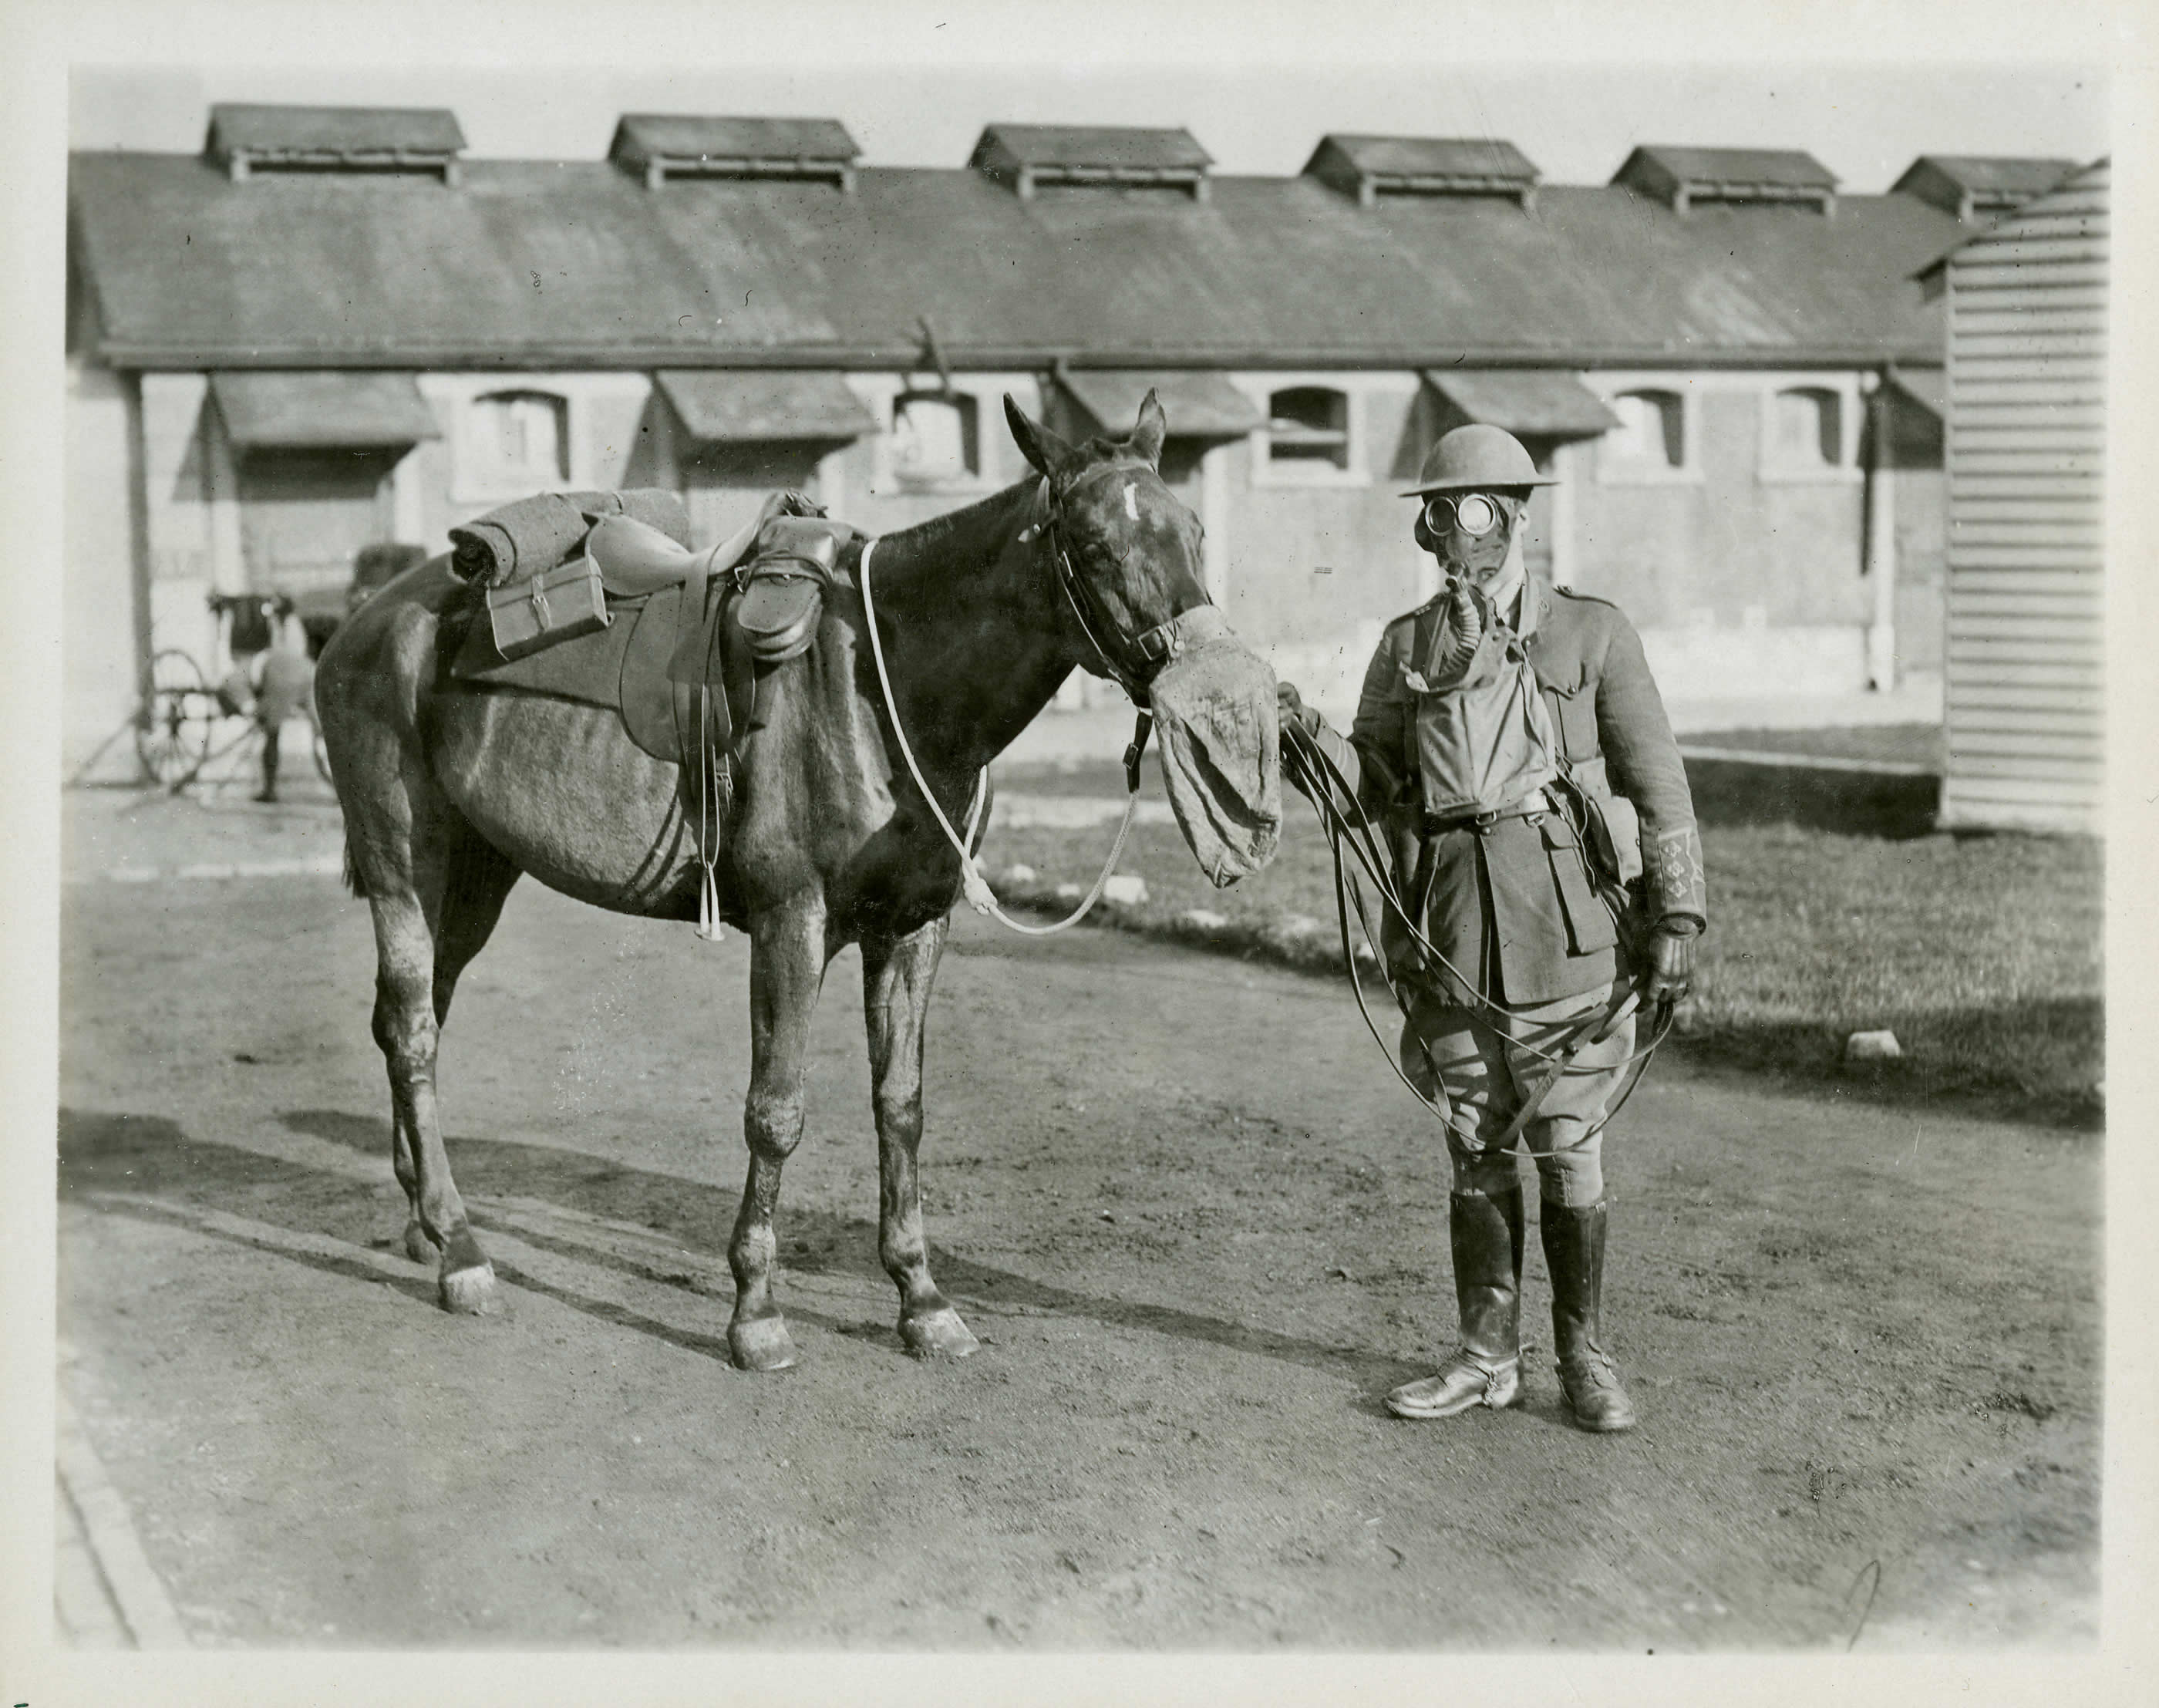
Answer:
[
  {"xmin": 1541, "ymin": 1198, "xmax": 1637, "ymax": 1432},
  {"xmin": 1386, "ymin": 1186, "xmax": 1524, "ymax": 1419}
]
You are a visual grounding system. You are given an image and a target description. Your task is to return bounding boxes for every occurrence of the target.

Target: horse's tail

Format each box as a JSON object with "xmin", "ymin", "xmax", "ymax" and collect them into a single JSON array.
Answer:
[{"xmin": 343, "ymin": 841, "xmax": 369, "ymax": 898}]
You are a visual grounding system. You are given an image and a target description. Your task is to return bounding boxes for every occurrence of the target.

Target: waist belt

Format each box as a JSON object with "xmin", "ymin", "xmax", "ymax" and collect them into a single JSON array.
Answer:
[{"xmin": 1421, "ymin": 788, "xmax": 1551, "ymax": 836}]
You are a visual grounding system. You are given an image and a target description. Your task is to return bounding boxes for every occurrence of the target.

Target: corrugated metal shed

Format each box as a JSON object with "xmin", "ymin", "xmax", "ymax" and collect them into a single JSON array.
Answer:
[
  {"xmin": 67, "ymin": 152, "xmax": 1956, "ymax": 371},
  {"xmin": 1938, "ymin": 160, "xmax": 2106, "ymax": 834}
]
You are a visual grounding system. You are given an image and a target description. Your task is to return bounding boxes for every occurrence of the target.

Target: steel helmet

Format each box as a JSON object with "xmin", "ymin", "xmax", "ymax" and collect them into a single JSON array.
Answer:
[{"xmin": 1400, "ymin": 423, "xmax": 1557, "ymax": 496}]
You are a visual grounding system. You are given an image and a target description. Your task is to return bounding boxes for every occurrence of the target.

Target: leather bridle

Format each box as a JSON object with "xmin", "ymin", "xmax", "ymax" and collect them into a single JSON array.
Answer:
[{"xmin": 1029, "ymin": 470, "xmax": 1210, "ymax": 711}]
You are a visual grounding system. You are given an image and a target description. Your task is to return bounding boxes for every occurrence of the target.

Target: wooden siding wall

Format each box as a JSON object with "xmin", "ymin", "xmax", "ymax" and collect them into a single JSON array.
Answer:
[{"xmin": 1941, "ymin": 165, "xmax": 2107, "ymax": 834}]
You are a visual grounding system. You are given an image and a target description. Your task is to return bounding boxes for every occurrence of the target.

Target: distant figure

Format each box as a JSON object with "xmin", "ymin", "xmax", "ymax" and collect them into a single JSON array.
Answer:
[{"xmin": 250, "ymin": 605, "xmax": 316, "ymax": 804}]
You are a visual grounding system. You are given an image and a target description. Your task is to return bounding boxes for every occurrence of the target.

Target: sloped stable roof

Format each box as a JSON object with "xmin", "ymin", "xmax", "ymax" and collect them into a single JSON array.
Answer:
[{"xmin": 69, "ymin": 149, "xmax": 1957, "ymax": 371}]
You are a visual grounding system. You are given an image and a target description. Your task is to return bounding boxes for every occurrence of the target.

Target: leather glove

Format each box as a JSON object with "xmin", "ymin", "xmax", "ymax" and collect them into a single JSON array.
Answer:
[
  {"xmin": 1642, "ymin": 918, "xmax": 1700, "ymax": 1009},
  {"xmin": 1276, "ymin": 679, "xmax": 1323, "ymax": 739}
]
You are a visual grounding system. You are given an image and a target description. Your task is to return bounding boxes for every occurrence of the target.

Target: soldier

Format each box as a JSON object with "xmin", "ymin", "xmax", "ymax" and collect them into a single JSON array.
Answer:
[
  {"xmin": 1277, "ymin": 424, "xmax": 1706, "ymax": 1432},
  {"xmin": 249, "ymin": 600, "xmax": 315, "ymax": 804}
]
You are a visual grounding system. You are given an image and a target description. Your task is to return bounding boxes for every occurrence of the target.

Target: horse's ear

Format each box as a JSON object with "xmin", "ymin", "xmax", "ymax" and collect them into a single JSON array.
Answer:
[
  {"xmin": 1005, "ymin": 393, "xmax": 1080, "ymax": 482},
  {"xmin": 1128, "ymin": 388, "xmax": 1167, "ymax": 468}
]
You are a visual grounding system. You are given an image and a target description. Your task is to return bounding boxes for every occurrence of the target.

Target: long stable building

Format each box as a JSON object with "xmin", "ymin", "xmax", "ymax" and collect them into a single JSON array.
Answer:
[{"xmin": 66, "ymin": 106, "xmax": 2087, "ymax": 770}]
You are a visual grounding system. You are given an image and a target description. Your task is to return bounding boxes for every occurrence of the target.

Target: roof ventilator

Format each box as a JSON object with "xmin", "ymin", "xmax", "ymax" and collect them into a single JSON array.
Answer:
[
  {"xmin": 609, "ymin": 116, "xmax": 861, "ymax": 193},
  {"xmin": 206, "ymin": 103, "xmax": 466, "ymax": 185},
  {"xmin": 1889, "ymin": 156, "xmax": 2081, "ymax": 223},
  {"xmin": 970, "ymin": 124, "xmax": 1212, "ymax": 202},
  {"xmin": 1303, "ymin": 136, "xmax": 1540, "ymax": 211},
  {"xmin": 1613, "ymin": 146, "xmax": 1838, "ymax": 217}
]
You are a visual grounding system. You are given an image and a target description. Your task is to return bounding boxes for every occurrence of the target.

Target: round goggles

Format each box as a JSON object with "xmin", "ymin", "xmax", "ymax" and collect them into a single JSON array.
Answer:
[{"xmin": 1420, "ymin": 493, "xmax": 1504, "ymax": 537}]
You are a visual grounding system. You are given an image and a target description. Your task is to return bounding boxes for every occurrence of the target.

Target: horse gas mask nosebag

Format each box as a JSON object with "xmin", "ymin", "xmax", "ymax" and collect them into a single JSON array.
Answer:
[
  {"xmin": 1023, "ymin": 468, "xmax": 1281, "ymax": 890},
  {"xmin": 1141, "ymin": 605, "xmax": 1282, "ymax": 887}
]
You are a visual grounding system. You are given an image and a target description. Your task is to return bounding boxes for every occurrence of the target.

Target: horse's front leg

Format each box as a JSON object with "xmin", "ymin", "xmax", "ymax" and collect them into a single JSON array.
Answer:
[
  {"xmin": 862, "ymin": 917, "xmax": 977, "ymax": 1359},
  {"xmin": 726, "ymin": 894, "xmax": 829, "ymax": 1371}
]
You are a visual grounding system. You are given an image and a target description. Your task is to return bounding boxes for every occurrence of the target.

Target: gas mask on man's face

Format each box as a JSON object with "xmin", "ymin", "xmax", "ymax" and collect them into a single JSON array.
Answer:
[
  {"xmin": 1412, "ymin": 490, "xmax": 1525, "ymax": 585},
  {"xmin": 1407, "ymin": 489, "xmax": 1531, "ymax": 690}
]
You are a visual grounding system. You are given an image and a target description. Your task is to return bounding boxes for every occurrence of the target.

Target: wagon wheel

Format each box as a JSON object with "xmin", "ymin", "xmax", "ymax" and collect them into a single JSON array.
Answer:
[{"xmin": 133, "ymin": 649, "xmax": 214, "ymax": 787}]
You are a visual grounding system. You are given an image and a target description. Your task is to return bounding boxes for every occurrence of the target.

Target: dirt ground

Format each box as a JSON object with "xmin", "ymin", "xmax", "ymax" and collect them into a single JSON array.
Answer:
[{"xmin": 54, "ymin": 817, "xmax": 2099, "ymax": 1652}]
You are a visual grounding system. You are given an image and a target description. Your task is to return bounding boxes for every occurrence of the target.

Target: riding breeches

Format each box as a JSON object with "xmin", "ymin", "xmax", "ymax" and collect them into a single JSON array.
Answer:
[{"xmin": 1397, "ymin": 981, "xmax": 1637, "ymax": 1208}]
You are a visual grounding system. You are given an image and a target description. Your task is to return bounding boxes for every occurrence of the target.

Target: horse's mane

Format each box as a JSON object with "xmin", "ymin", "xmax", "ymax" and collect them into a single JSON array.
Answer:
[{"xmin": 877, "ymin": 478, "xmax": 1036, "ymax": 567}]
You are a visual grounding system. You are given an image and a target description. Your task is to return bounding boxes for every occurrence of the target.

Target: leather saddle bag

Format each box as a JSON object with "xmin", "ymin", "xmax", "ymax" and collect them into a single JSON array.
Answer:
[{"xmin": 485, "ymin": 554, "xmax": 611, "ymax": 662}]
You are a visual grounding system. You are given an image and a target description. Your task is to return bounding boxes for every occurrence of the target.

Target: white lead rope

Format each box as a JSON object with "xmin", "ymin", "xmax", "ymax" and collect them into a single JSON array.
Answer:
[{"xmin": 857, "ymin": 536, "xmax": 1140, "ymax": 937}]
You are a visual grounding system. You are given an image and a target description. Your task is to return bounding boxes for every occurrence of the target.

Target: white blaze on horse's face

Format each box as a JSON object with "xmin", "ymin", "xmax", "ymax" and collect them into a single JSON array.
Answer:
[{"xmin": 1072, "ymin": 467, "xmax": 1207, "ymax": 636}]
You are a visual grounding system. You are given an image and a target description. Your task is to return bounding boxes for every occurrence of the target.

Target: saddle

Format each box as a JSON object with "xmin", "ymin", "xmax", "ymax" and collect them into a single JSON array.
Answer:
[{"xmin": 450, "ymin": 498, "xmax": 858, "ymax": 884}]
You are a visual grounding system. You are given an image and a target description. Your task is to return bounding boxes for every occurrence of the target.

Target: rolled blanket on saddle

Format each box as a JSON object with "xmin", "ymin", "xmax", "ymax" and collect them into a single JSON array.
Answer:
[{"xmin": 449, "ymin": 488, "xmax": 693, "ymax": 588}]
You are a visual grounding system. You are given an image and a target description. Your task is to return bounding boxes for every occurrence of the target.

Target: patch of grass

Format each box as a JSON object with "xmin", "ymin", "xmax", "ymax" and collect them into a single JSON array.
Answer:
[
  {"xmin": 978, "ymin": 795, "xmax": 2103, "ymax": 1130},
  {"xmin": 1679, "ymin": 821, "xmax": 2101, "ymax": 1124},
  {"xmin": 1682, "ymin": 723, "xmax": 1944, "ymax": 768}
]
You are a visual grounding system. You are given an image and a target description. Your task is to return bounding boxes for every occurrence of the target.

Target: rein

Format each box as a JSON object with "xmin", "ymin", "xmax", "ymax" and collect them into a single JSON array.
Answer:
[
  {"xmin": 857, "ymin": 533, "xmax": 1151, "ymax": 938},
  {"xmin": 1281, "ymin": 719, "xmax": 1670, "ymax": 1140}
]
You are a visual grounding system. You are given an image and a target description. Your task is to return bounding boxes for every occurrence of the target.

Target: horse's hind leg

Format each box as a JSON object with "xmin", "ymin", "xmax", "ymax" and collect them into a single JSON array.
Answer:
[
  {"xmin": 358, "ymin": 803, "xmax": 504, "ymax": 1314},
  {"xmin": 392, "ymin": 829, "xmax": 521, "ymax": 1266},
  {"xmin": 726, "ymin": 895, "xmax": 830, "ymax": 1371},
  {"xmin": 862, "ymin": 918, "xmax": 976, "ymax": 1358}
]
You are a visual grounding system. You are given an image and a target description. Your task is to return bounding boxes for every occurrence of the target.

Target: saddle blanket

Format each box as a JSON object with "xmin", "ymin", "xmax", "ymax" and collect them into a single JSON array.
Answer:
[{"xmin": 451, "ymin": 582, "xmax": 711, "ymax": 766}]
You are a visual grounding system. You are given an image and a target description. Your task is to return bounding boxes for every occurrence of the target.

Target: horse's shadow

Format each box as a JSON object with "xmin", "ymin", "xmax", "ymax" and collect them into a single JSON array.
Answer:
[{"xmin": 57, "ymin": 1106, "xmax": 1426, "ymax": 1401}]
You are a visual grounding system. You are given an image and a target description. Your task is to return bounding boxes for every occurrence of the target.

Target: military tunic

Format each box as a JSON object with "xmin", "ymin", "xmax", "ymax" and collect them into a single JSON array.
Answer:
[{"xmin": 1309, "ymin": 581, "xmax": 1706, "ymax": 1009}]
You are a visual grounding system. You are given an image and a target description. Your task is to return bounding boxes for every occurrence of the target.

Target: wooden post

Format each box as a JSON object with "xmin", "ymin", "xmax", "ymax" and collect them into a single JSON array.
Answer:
[{"xmin": 1862, "ymin": 371, "xmax": 1897, "ymax": 692}]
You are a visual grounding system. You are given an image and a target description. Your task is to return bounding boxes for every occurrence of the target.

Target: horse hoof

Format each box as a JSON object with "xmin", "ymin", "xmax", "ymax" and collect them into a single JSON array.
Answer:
[
  {"xmin": 439, "ymin": 1263, "xmax": 500, "ymax": 1316},
  {"xmin": 729, "ymin": 1316, "xmax": 799, "ymax": 1372},
  {"xmin": 402, "ymin": 1220, "xmax": 440, "ymax": 1265},
  {"xmin": 901, "ymin": 1307, "xmax": 980, "ymax": 1360}
]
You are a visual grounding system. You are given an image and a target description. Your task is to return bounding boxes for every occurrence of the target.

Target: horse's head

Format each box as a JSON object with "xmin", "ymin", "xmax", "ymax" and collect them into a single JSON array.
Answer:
[
  {"xmin": 1003, "ymin": 391, "xmax": 1281, "ymax": 887},
  {"xmin": 1003, "ymin": 390, "xmax": 1204, "ymax": 689}
]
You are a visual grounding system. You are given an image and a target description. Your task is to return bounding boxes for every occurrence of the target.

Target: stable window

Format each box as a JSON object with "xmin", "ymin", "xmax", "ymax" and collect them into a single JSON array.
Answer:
[
  {"xmin": 466, "ymin": 390, "xmax": 570, "ymax": 491},
  {"xmin": 1265, "ymin": 386, "xmax": 1351, "ymax": 470},
  {"xmin": 890, "ymin": 391, "xmax": 980, "ymax": 487},
  {"xmin": 1769, "ymin": 386, "xmax": 1844, "ymax": 470},
  {"xmin": 1608, "ymin": 389, "xmax": 1686, "ymax": 469}
]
